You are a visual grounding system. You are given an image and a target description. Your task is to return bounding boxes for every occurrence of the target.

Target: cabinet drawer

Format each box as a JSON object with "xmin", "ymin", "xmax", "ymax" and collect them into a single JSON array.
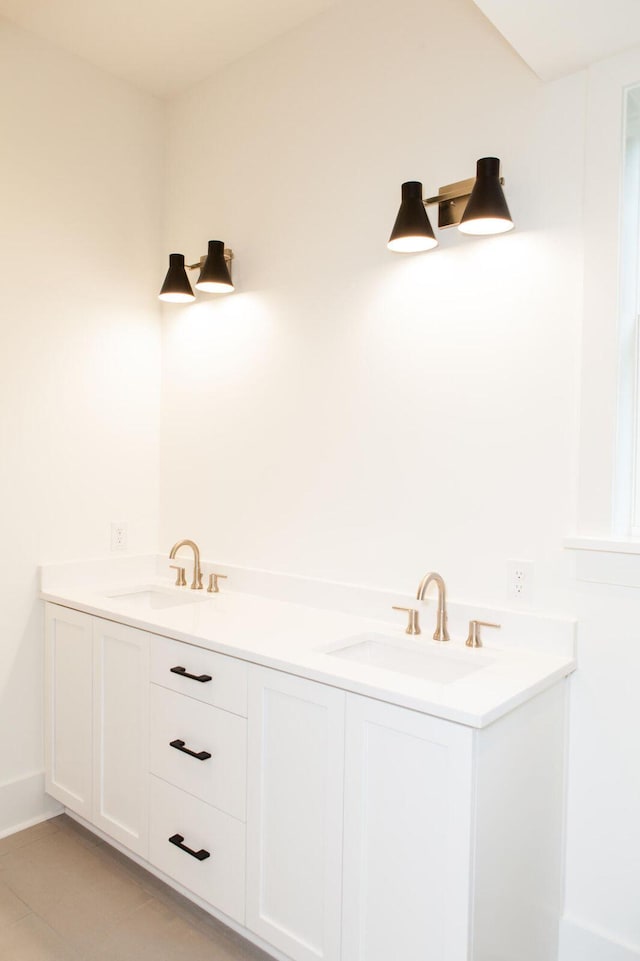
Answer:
[
  {"xmin": 149, "ymin": 776, "xmax": 245, "ymax": 924},
  {"xmin": 150, "ymin": 685, "xmax": 247, "ymax": 820},
  {"xmin": 150, "ymin": 636, "xmax": 247, "ymax": 716}
]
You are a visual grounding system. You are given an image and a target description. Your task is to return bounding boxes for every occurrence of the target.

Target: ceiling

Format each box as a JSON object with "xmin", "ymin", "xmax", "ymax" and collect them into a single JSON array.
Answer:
[
  {"xmin": 0, "ymin": 0, "xmax": 339, "ymax": 98},
  {"xmin": 2, "ymin": 0, "xmax": 640, "ymax": 99},
  {"xmin": 472, "ymin": 0, "xmax": 640, "ymax": 81}
]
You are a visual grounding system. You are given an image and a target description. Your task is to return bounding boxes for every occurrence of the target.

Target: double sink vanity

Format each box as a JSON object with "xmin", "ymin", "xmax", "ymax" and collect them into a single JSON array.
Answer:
[{"xmin": 41, "ymin": 544, "xmax": 576, "ymax": 961}]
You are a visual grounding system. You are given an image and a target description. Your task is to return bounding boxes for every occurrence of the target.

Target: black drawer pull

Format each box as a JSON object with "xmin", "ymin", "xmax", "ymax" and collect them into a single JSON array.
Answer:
[
  {"xmin": 170, "ymin": 665, "xmax": 212, "ymax": 683},
  {"xmin": 170, "ymin": 739, "xmax": 212, "ymax": 761},
  {"xmin": 169, "ymin": 834, "xmax": 210, "ymax": 861}
]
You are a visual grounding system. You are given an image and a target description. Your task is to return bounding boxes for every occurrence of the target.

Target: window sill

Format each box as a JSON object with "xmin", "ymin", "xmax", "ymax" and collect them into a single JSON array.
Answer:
[
  {"xmin": 564, "ymin": 536, "xmax": 640, "ymax": 555},
  {"xmin": 564, "ymin": 536, "xmax": 640, "ymax": 587}
]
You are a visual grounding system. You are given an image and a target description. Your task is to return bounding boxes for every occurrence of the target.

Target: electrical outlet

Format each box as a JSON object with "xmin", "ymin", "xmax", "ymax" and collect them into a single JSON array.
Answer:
[
  {"xmin": 507, "ymin": 560, "xmax": 534, "ymax": 603},
  {"xmin": 111, "ymin": 521, "xmax": 128, "ymax": 552}
]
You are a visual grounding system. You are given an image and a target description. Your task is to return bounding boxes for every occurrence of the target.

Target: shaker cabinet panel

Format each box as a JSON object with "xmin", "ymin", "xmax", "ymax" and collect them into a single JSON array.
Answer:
[
  {"xmin": 342, "ymin": 695, "xmax": 474, "ymax": 961},
  {"xmin": 44, "ymin": 606, "xmax": 93, "ymax": 819},
  {"xmin": 246, "ymin": 666, "xmax": 345, "ymax": 961},
  {"xmin": 92, "ymin": 618, "xmax": 150, "ymax": 856}
]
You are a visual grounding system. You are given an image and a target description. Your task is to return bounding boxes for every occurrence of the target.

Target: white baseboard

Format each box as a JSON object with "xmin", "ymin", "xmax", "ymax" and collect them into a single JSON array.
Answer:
[
  {"xmin": 559, "ymin": 918, "xmax": 640, "ymax": 961},
  {"xmin": 0, "ymin": 771, "xmax": 62, "ymax": 839}
]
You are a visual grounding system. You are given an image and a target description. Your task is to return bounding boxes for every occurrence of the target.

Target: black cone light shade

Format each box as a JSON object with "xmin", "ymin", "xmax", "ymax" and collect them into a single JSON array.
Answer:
[
  {"xmin": 459, "ymin": 157, "xmax": 514, "ymax": 236},
  {"xmin": 388, "ymin": 181, "xmax": 438, "ymax": 253},
  {"xmin": 195, "ymin": 240, "xmax": 234, "ymax": 293},
  {"xmin": 159, "ymin": 253, "xmax": 195, "ymax": 303}
]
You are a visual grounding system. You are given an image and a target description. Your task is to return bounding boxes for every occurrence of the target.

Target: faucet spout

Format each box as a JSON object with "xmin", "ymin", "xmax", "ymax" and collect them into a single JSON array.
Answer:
[
  {"xmin": 169, "ymin": 539, "xmax": 203, "ymax": 590},
  {"xmin": 416, "ymin": 571, "xmax": 449, "ymax": 642}
]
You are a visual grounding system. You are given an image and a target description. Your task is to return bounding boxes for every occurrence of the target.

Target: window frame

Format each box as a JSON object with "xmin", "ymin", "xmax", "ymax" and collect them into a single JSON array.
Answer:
[{"xmin": 576, "ymin": 48, "xmax": 640, "ymax": 542}]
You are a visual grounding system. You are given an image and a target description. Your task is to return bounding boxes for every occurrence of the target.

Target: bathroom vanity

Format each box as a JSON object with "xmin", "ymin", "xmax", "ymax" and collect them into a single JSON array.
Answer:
[{"xmin": 41, "ymin": 558, "xmax": 575, "ymax": 961}]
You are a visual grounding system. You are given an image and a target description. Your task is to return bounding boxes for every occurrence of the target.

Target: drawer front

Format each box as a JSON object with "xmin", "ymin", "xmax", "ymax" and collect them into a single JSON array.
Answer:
[
  {"xmin": 150, "ymin": 635, "xmax": 247, "ymax": 716},
  {"xmin": 150, "ymin": 685, "xmax": 247, "ymax": 820},
  {"xmin": 149, "ymin": 775, "xmax": 245, "ymax": 924}
]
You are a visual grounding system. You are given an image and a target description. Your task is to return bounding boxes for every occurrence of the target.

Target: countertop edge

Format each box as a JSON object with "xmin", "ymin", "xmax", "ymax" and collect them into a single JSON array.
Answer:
[{"xmin": 41, "ymin": 591, "xmax": 576, "ymax": 731}]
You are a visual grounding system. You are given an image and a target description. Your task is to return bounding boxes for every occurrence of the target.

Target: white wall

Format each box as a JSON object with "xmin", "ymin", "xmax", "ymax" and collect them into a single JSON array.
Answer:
[
  {"xmin": 162, "ymin": 0, "xmax": 584, "ymax": 615},
  {"xmin": 561, "ymin": 575, "xmax": 640, "ymax": 960},
  {"xmin": 0, "ymin": 20, "xmax": 163, "ymax": 830}
]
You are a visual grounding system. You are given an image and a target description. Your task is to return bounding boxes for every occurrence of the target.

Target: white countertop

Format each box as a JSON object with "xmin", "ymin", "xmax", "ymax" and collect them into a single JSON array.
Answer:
[{"xmin": 40, "ymin": 557, "xmax": 576, "ymax": 728}]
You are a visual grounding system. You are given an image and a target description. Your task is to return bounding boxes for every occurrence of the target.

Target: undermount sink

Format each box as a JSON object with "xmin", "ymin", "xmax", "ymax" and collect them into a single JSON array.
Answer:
[
  {"xmin": 326, "ymin": 633, "xmax": 493, "ymax": 684},
  {"xmin": 106, "ymin": 587, "xmax": 211, "ymax": 611}
]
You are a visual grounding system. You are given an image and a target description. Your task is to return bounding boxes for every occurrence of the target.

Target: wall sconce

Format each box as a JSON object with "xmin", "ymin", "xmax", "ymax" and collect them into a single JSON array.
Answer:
[
  {"xmin": 388, "ymin": 157, "xmax": 514, "ymax": 252},
  {"xmin": 159, "ymin": 240, "xmax": 234, "ymax": 302}
]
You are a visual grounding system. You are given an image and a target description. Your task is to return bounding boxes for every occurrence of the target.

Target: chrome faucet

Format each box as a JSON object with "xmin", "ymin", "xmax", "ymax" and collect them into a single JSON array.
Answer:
[
  {"xmin": 416, "ymin": 571, "xmax": 449, "ymax": 642},
  {"xmin": 169, "ymin": 539, "xmax": 203, "ymax": 590}
]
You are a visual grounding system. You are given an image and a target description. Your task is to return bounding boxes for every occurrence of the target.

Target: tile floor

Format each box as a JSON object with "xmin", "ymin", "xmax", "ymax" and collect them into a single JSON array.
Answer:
[{"xmin": 0, "ymin": 815, "xmax": 271, "ymax": 960}]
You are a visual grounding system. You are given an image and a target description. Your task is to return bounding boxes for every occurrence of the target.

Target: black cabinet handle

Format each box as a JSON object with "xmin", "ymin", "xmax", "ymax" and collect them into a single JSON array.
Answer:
[
  {"xmin": 168, "ymin": 834, "xmax": 211, "ymax": 861},
  {"xmin": 170, "ymin": 739, "xmax": 212, "ymax": 761},
  {"xmin": 170, "ymin": 665, "xmax": 212, "ymax": 683}
]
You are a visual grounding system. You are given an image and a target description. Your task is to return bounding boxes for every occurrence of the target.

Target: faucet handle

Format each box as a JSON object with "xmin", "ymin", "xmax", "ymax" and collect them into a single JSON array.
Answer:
[
  {"xmin": 207, "ymin": 572, "xmax": 228, "ymax": 594},
  {"xmin": 392, "ymin": 606, "xmax": 421, "ymax": 636},
  {"xmin": 465, "ymin": 620, "xmax": 500, "ymax": 648},
  {"xmin": 169, "ymin": 564, "xmax": 187, "ymax": 587}
]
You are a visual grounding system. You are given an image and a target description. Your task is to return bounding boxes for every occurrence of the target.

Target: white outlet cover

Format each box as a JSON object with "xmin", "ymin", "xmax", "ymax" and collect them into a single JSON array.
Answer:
[
  {"xmin": 507, "ymin": 559, "xmax": 534, "ymax": 602},
  {"xmin": 111, "ymin": 521, "xmax": 128, "ymax": 552}
]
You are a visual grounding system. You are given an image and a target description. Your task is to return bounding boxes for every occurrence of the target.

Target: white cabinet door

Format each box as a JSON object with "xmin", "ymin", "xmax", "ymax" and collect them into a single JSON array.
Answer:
[
  {"xmin": 342, "ymin": 695, "xmax": 474, "ymax": 961},
  {"xmin": 45, "ymin": 605, "xmax": 93, "ymax": 819},
  {"xmin": 92, "ymin": 617, "xmax": 150, "ymax": 857},
  {"xmin": 246, "ymin": 666, "xmax": 345, "ymax": 961}
]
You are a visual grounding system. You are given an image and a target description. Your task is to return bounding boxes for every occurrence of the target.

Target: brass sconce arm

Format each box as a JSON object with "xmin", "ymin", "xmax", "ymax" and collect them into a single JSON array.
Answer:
[
  {"xmin": 424, "ymin": 171, "xmax": 507, "ymax": 230},
  {"xmin": 186, "ymin": 249, "xmax": 234, "ymax": 271}
]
